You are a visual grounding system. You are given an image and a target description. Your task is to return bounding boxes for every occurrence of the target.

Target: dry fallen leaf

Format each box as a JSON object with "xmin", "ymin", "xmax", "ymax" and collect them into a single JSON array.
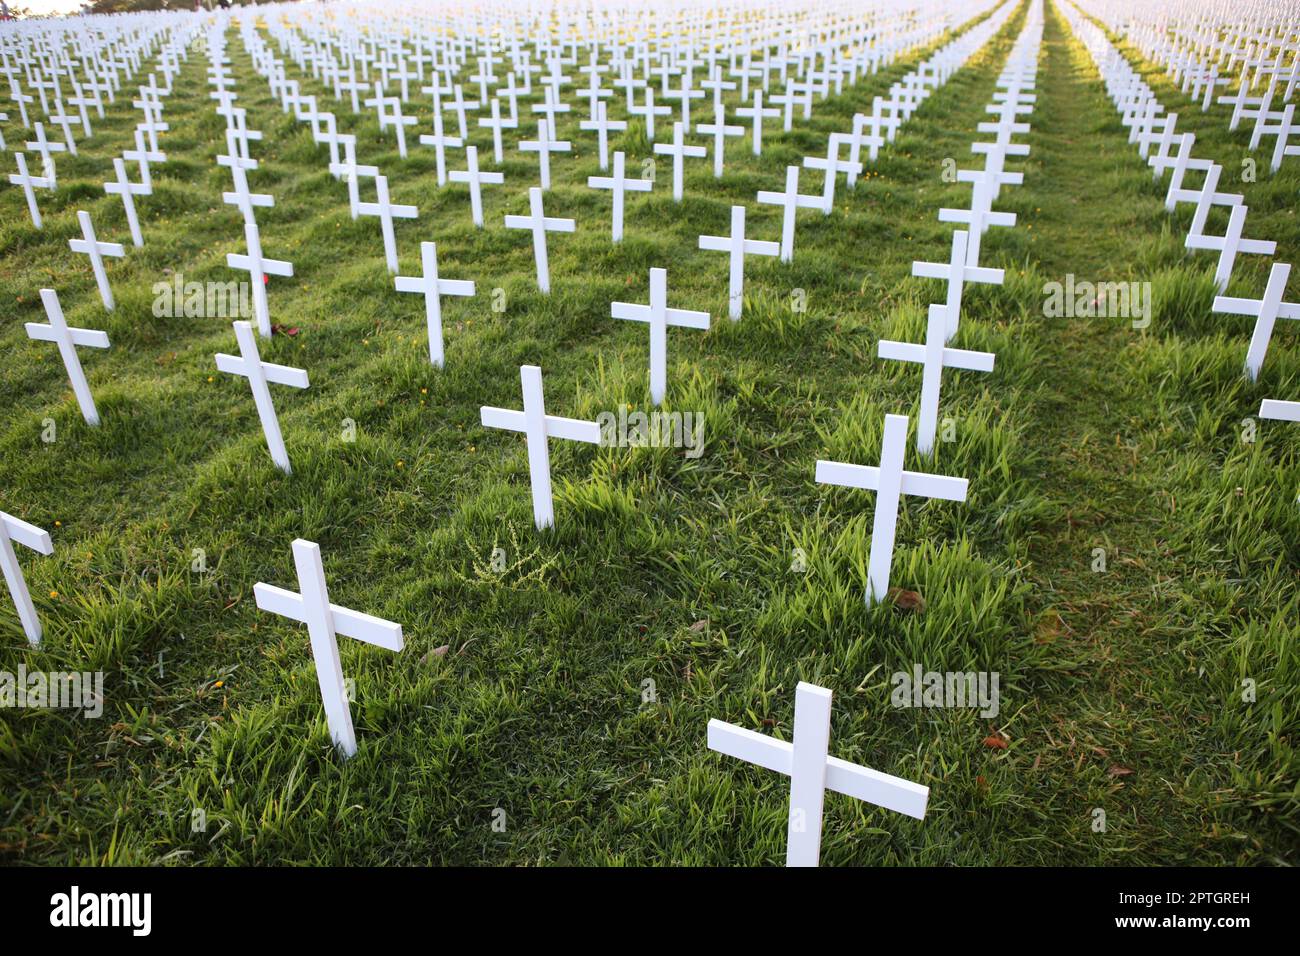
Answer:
[
  {"xmin": 1107, "ymin": 765, "xmax": 1134, "ymax": 777},
  {"xmin": 887, "ymin": 588, "xmax": 925, "ymax": 613},
  {"xmin": 982, "ymin": 735, "xmax": 1008, "ymax": 749}
]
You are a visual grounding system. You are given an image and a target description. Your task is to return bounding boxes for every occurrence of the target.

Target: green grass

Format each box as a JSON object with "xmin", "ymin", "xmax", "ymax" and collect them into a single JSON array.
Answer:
[{"xmin": 0, "ymin": 0, "xmax": 1294, "ymax": 865}]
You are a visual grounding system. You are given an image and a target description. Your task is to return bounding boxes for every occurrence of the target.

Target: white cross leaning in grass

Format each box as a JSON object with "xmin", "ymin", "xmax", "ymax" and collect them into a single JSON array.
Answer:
[
  {"xmin": 103, "ymin": 157, "xmax": 150, "ymax": 247},
  {"xmin": 329, "ymin": 137, "xmax": 377, "ymax": 220},
  {"xmin": 938, "ymin": 178, "xmax": 1015, "ymax": 268},
  {"xmin": 227, "ymin": 220, "xmax": 292, "ymax": 337},
  {"xmin": 1185, "ymin": 203, "xmax": 1276, "ymax": 294},
  {"xmin": 698, "ymin": 204, "xmax": 779, "ymax": 320},
  {"xmin": 69, "ymin": 210, "xmax": 125, "ymax": 311},
  {"xmin": 802, "ymin": 135, "xmax": 862, "ymax": 214},
  {"xmin": 611, "ymin": 267, "xmax": 711, "ymax": 406},
  {"xmin": 580, "ymin": 100, "xmax": 625, "ymax": 170},
  {"xmin": 254, "ymin": 538, "xmax": 403, "ymax": 759},
  {"xmin": 708, "ymin": 681, "xmax": 928, "ymax": 867},
  {"xmin": 815, "ymin": 413, "xmax": 968, "ymax": 604},
  {"xmin": 653, "ymin": 121, "xmax": 706, "ymax": 202},
  {"xmin": 480, "ymin": 364, "xmax": 601, "ymax": 530},
  {"xmin": 504, "ymin": 186, "xmax": 575, "ymax": 294},
  {"xmin": 1167, "ymin": 161, "xmax": 1242, "ymax": 239},
  {"xmin": 696, "ymin": 103, "xmax": 743, "ymax": 178},
  {"xmin": 588, "ymin": 150, "xmax": 652, "ymax": 242},
  {"xmin": 215, "ymin": 320, "xmax": 309, "ymax": 474},
  {"xmin": 735, "ymin": 88, "xmax": 778, "ymax": 155},
  {"xmin": 756, "ymin": 165, "xmax": 823, "ymax": 262},
  {"xmin": 879, "ymin": 304, "xmax": 995, "ymax": 455},
  {"xmin": 11, "ymin": 152, "xmax": 54, "ymax": 229},
  {"xmin": 358, "ymin": 174, "xmax": 418, "ymax": 273},
  {"xmin": 0, "ymin": 511, "xmax": 53, "ymax": 647},
  {"xmin": 912, "ymin": 229, "xmax": 1004, "ymax": 341},
  {"xmin": 1214, "ymin": 261, "xmax": 1300, "ymax": 382},
  {"xmin": 449, "ymin": 145, "xmax": 504, "ymax": 228},
  {"xmin": 26, "ymin": 289, "xmax": 111, "ymax": 426},
  {"xmin": 394, "ymin": 241, "xmax": 475, "ymax": 369}
]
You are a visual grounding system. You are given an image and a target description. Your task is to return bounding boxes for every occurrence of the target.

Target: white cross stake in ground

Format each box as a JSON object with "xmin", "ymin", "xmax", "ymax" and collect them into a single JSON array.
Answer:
[
  {"xmin": 1186, "ymin": 203, "xmax": 1276, "ymax": 294},
  {"xmin": 611, "ymin": 267, "xmax": 711, "ymax": 406},
  {"xmin": 254, "ymin": 538, "xmax": 403, "ymax": 759},
  {"xmin": 1214, "ymin": 261, "xmax": 1300, "ymax": 381},
  {"xmin": 815, "ymin": 413, "xmax": 968, "ymax": 604},
  {"xmin": 215, "ymin": 320, "xmax": 309, "ymax": 474},
  {"xmin": 358, "ymin": 175, "xmax": 418, "ymax": 273},
  {"xmin": 699, "ymin": 205, "xmax": 779, "ymax": 320},
  {"xmin": 480, "ymin": 364, "xmax": 601, "ymax": 530},
  {"xmin": 587, "ymin": 150, "xmax": 652, "ymax": 242},
  {"xmin": 653, "ymin": 122, "xmax": 705, "ymax": 201},
  {"xmin": 449, "ymin": 145, "xmax": 504, "ymax": 228},
  {"xmin": 227, "ymin": 221, "xmax": 292, "ymax": 337},
  {"xmin": 504, "ymin": 187, "xmax": 575, "ymax": 294},
  {"xmin": 394, "ymin": 241, "xmax": 475, "ymax": 369},
  {"xmin": 0, "ymin": 512, "xmax": 54, "ymax": 647},
  {"xmin": 103, "ymin": 157, "xmax": 149, "ymax": 247},
  {"xmin": 878, "ymin": 304, "xmax": 995, "ymax": 454},
  {"xmin": 756, "ymin": 165, "xmax": 823, "ymax": 262},
  {"xmin": 69, "ymin": 211, "xmax": 124, "ymax": 310},
  {"xmin": 912, "ymin": 230, "xmax": 1004, "ymax": 341},
  {"xmin": 9, "ymin": 152, "xmax": 53, "ymax": 229},
  {"xmin": 708, "ymin": 681, "xmax": 928, "ymax": 867},
  {"xmin": 26, "ymin": 289, "xmax": 111, "ymax": 426}
]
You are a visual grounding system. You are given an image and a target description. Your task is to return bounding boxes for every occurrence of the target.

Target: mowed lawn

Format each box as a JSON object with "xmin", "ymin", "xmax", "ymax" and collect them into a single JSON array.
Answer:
[{"xmin": 0, "ymin": 0, "xmax": 1295, "ymax": 865}]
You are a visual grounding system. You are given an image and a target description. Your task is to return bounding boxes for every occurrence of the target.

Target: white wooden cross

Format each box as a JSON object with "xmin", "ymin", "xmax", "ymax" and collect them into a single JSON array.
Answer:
[
  {"xmin": 478, "ymin": 97, "xmax": 517, "ymax": 164},
  {"xmin": 579, "ymin": 100, "xmax": 625, "ymax": 170},
  {"xmin": 0, "ymin": 512, "xmax": 53, "ymax": 647},
  {"xmin": 254, "ymin": 538, "xmax": 403, "ymax": 758},
  {"xmin": 698, "ymin": 204, "xmax": 779, "ymax": 320},
  {"xmin": 519, "ymin": 120, "xmax": 570, "ymax": 190},
  {"xmin": 912, "ymin": 230, "xmax": 1004, "ymax": 341},
  {"xmin": 328, "ymin": 136, "xmax": 377, "ymax": 220},
  {"xmin": 938, "ymin": 179, "xmax": 1015, "ymax": 268},
  {"xmin": 227, "ymin": 221, "xmax": 293, "ymax": 337},
  {"xmin": 707, "ymin": 681, "xmax": 928, "ymax": 867},
  {"xmin": 756, "ymin": 165, "xmax": 823, "ymax": 262},
  {"xmin": 480, "ymin": 364, "xmax": 601, "ymax": 530},
  {"xmin": 26, "ymin": 288, "xmax": 110, "ymax": 426},
  {"xmin": 1158, "ymin": 133, "xmax": 1213, "ymax": 205},
  {"xmin": 504, "ymin": 186, "xmax": 575, "ymax": 294},
  {"xmin": 357, "ymin": 174, "xmax": 418, "ymax": 273},
  {"xmin": 815, "ymin": 413, "xmax": 968, "ymax": 604},
  {"xmin": 103, "ymin": 157, "xmax": 150, "ymax": 248},
  {"xmin": 10, "ymin": 152, "xmax": 53, "ymax": 229},
  {"xmin": 878, "ymin": 304, "xmax": 995, "ymax": 455},
  {"xmin": 1168, "ymin": 162, "xmax": 1242, "ymax": 238},
  {"xmin": 653, "ymin": 121, "xmax": 706, "ymax": 201},
  {"xmin": 449, "ymin": 145, "xmax": 504, "ymax": 228},
  {"xmin": 222, "ymin": 161, "xmax": 274, "ymax": 227},
  {"xmin": 696, "ymin": 104, "xmax": 743, "ymax": 178},
  {"xmin": 1214, "ymin": 262, "xmax": 1299, "ymax": 381},
  {"xmin": 587, "ymin": 150, "xmax": 652, "ymax": 242},
  {"xmin": 802, "ymin": 135, "xmax": 862, "ymax": 214},
  {"xmin": 611, "ymin": 267, "xmax": 711, "ymax": 406},
  {"xmin": 629, "ymin": 86, "xmax": 671, "ymax": 141},
  {"xmin": 735, "ymin": 89, "xmax": 779, "ymax": 155},
  {"xmin": 69, "ymin": 211, "xmax": 124, "ymax": 310},
  {"xmin": 419, "ymin": 105, "xmax": 463, "ymax": 186},
  {"xmin": 124, "ymin": 126, "xmax": 165, "ymax": 189},
  {"xmin": 24, "ymin": 123, "xmax": 65, "ymax": 183},
  {"xmin": 394, "ymin": 241, "xmax": 475, "ymax": 369},
  {"xmin": 215, "ymin": 320, "xmax": 309, "ymax": 474},
  {"xmin": 1186, "ymin": 203, "xmax": 1276, "ymax": 293}
]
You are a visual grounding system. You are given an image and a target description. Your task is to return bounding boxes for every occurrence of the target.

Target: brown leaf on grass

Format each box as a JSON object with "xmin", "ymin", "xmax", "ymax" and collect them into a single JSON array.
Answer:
[
  {"xmin": 421, "ymin": 645, "xmax": 450, "ymax": 664},
  {"xmin": 1034, "ymin": 610, "xmax": 1064, "ymax": 644},
  {"xmin": 887, "ymin": 588, "xmax": 925, "ymax": 613},
  {"xmin": 689, "ymin": 619, "xmax": 709, "ymax": 632},
  {"xmin": 1107, "ymin": 765, "xmax": 1134, "ymax": 777},
  {"xmin": 982, "ymin": 735, "xmax": 1008, "ymax": 749}
]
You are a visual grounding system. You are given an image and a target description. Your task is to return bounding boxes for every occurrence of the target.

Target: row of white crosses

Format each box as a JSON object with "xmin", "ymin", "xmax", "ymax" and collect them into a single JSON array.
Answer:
[
  {"xmin": 1066, "ymin": 6, "xmax": 1300, "ymax": 435},
  {"xmin": 1102, "ymin": 0, "xmax": 1300, "ymax": 176},
  {"xmin": 813, "ymin": 3, "xmax": 1041, "ymax": 611}
]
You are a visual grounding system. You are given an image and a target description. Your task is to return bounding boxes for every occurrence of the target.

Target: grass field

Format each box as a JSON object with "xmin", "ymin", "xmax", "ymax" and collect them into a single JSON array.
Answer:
[{"xmin": 0, "ymin": 0, "xmax": 1296, "ymax": 865}]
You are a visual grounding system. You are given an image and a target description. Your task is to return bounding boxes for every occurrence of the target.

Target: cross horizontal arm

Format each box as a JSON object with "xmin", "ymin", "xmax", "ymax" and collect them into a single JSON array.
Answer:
[
  {"xmin": 707, "ymin": 720, "xmax": 928, "ymax": 818},
  {"xmin": 25, "ymin": 323, "xmax": 110, "ymax": 349},
  {"xmin": 1, "ymin": 512, "xmax": 53, "ymax": 555},
  {"xmin": 253, "ymin": 583, "xmax": 404, "ymax": 651},
  {"xmin": 877, "ymin": 340, "xmax": 997, "ymax": 372},
  {"xmin": 227, "ymin": 253, "xmax": 294, "ymax": 277},
  {"xmin": 1214, "ymin": 294, "xmax": 1300, "ymax": 319},
  {"xmin": 215, "ymin": 353, "xmax": 310, "ymax": 388},
  {"xmin": 1260, "ymin": 398, "xmax": 1300, "ymax": 421},
  {"xmin": 480, "ymin": 407, "xmax": 601, "ymax": 443}
]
